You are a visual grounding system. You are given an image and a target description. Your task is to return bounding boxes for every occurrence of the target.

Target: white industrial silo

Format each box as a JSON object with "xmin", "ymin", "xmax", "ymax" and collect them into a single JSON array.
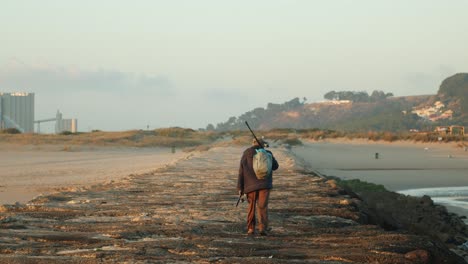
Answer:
[{"xmin": 0, "ymin": 92, "xmax": 35, "ymax": 133}]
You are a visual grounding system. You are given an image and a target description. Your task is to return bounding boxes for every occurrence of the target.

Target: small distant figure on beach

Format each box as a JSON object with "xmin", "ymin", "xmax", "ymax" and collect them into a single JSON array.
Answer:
[
  {"xmin": 238, "ymin": 138, "xmax": 279, "ymax": 236},
  {"xmin": 375, "ymin": 152, "xmax": 379, "ymax": 159},
  {"xmin": 171, "ymin": 145, "xmax": 176, "ymax": 153}
]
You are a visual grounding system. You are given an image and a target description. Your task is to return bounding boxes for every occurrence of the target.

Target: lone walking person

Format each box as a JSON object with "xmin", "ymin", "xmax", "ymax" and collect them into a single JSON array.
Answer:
[{"xmin": 238, "ymin": 138, "xmax": 279, "ymax": 236}]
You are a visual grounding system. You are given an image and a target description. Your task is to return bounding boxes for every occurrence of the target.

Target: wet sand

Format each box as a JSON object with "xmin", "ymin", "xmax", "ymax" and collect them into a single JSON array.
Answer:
[
  {"xmin": 291, "ymin": 139, "xmax": 468, "ymax": 191},
  {"xmin": 0, "ymin": 144, "xmax": 188, "ymax": 204}
]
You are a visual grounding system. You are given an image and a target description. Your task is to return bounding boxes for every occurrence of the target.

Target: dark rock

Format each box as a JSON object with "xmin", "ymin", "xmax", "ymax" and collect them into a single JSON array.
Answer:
[{"xmin": 356, "ymin": 190, "xmax": 468, "ymax": 246}]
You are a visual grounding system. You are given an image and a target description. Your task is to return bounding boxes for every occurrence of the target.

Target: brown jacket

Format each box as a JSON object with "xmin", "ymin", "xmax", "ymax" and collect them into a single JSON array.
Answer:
[{"xmin": 238, "ymin": 146, "xmax": 279, "ymax": 194}]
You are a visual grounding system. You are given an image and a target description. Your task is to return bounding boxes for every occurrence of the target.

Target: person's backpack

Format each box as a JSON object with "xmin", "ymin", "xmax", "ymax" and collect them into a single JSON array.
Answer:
[{"xmin": 253, "ymin": 149, "xmax": 273, "ymax": 180}]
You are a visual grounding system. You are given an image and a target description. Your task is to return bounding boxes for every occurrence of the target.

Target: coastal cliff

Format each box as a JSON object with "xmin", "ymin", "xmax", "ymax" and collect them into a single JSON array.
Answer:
[{"xmin": 0, "ymin": 146, "xmax": 466, "ymax": 263}]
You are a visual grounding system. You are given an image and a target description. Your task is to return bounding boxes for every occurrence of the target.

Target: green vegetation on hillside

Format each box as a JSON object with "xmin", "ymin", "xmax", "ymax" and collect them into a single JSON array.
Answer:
[
  {"xmin": 324, "ymin": 90, "xmax": 394, "ymax": 102},
  {"xmin": 213, "ymin": 73, "xmax": 468, "ymax": 132},
  {"xmin": 329, "ymin": 101, "xmax": 422, "ymax": 132},
  {"xmin": 438, "ymin": 73, "xmax": 468, "ymax": 118},
  {"xmin": 211, "ymin": 97, "xmax": 306, "ymax": 131},
  {"xmin": 212, "ymin": 94, "xmax": 425, "ymax": 132}
]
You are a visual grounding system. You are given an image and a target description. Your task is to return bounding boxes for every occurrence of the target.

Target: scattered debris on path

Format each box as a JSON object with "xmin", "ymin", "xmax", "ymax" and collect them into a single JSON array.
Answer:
[{"xmin": 0, "ymin": 146, "xmax": 464, "ymax": 263}]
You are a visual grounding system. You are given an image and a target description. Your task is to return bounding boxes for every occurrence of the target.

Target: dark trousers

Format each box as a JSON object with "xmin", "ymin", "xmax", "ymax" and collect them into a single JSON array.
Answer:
[{"xmin": 246, "ymin": 189, "xmax": 270, "ymax": 232}]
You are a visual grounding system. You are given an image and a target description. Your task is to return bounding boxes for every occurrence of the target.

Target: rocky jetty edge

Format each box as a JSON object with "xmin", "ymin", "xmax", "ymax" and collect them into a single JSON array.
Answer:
[{"xmin": 0, "ymin": 146, "xmax": 467, "ymax": 263}]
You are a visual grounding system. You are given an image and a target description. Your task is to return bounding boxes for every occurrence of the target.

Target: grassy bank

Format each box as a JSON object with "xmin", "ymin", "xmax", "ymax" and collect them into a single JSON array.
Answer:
[
  {"xmin": 2, "ymin": 127, "xmax": 466, "ymax": 148},
  {"xmin": 0, "ymin": 127, "xmax": 220, "ymax": 148},
  {"xmin": 229, "ymin": 127, "xmax": 467, "ymax": 146},
  {"xmin": 327, "ymin": 176, "xmax": 388, "ymax": 193}
]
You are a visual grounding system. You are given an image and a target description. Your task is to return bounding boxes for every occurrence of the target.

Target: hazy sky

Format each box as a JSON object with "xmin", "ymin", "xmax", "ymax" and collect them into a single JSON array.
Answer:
[{"xmin": 1, "ymin": 1, "xmax": 467, "ymax": 131}]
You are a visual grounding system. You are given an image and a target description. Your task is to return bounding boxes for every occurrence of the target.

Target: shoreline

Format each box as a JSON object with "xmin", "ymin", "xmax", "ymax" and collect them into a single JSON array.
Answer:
[
  {"xmin": 302, "ymin": 137, "xmax": 468, "ymax": 150},
  {"xmin": 291, "ymin": 139, "xmax": 468, "ymax": 190}
]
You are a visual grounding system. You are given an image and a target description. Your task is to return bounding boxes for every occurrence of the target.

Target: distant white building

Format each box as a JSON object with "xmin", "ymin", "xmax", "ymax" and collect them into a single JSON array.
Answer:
[
  {"xmin": 55, "ymin": 110, "xmax": 78, "ymax": 133},
  {"xmin": 0, "ymin": 92, "xmax": 35, "ymax": 132},
  {"xmin": 319, "ymin": 100, "xmax": 352, "ymax": 105}
]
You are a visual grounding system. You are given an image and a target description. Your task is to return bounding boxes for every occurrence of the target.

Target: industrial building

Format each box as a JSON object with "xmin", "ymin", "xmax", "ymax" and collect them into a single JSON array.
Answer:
[
  {"xmin": 1, "ymin": 92, "xmax": 78, "ymax": 134},
  {"xmin": 0, "ymin": 92, "xmax": 35, "ymax": 133},
  {"xmin": 55, "ymin": 110, "xmax": 78, "ymax": 133},
  {"xmin": 35, "ymin": 110, "xmax": 78, "ymax": 134}
]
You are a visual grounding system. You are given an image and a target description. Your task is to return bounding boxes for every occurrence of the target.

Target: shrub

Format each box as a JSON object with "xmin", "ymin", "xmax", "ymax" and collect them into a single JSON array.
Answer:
[
  {"xmin": 336, "ymin": 178, "xmax": 387, "ymax": 192},
  {"xmin": 381, "ymin": 132, "xmax": 398, "ymax": 142},
  {"xmin": 155, "ymin": 127, "xmax": 196, "ymax": 137},
  {"xmin": 0, "ymin": 128, "xmax": 21, "ymax": 134},
  {"xmin": 282, "ymin": 137, "xmax": 303, "ymax": 146}
]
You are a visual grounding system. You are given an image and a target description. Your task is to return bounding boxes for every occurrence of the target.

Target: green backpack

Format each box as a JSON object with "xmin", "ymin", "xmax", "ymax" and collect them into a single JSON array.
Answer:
[{"xmin": 253, "ymin": 149, "xmax": 273, "ymax": 180}]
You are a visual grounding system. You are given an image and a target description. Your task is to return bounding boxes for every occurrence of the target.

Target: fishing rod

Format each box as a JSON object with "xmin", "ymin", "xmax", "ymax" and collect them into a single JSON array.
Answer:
[
  {"xmin": 245, "ymin": 121, "xmax": 265, "ymax": 149},
  {"xmin": 235, "ymin": 193, "xmax": 244, "ymax": 207}
]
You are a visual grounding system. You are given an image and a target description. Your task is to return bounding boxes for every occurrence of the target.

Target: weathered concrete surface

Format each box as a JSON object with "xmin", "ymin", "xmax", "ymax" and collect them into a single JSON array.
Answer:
[{"xmin": 0, "ymin": 146, "xmax": 464, "ymax": 263}]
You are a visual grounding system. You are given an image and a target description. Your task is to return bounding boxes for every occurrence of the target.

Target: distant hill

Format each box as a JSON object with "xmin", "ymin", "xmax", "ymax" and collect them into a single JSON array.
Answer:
[
  {"xmin": 437, "ymin": 73, "xmax": 468, "ymax": 120},
  {"xmin": 211, "ymin": 73, "xmax": 468, "ymax": 132}
]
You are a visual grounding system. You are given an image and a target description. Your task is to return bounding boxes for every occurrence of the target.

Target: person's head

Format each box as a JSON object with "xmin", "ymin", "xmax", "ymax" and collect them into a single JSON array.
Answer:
[{"xmin": 252, "ymin": 138, "xmax": 269, "ymax": 147}]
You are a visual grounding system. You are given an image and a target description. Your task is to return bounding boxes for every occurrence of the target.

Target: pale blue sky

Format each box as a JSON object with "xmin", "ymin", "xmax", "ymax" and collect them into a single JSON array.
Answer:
[{"xmin": 1, "ymin": 1, "xmax": 467, "ymax": 131}]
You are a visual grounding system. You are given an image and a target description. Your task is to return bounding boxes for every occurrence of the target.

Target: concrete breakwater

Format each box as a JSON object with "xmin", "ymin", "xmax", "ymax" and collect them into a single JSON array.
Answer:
[{"xmin": 0, "ymin": 146, "xmax": 465, "ymax": 263}]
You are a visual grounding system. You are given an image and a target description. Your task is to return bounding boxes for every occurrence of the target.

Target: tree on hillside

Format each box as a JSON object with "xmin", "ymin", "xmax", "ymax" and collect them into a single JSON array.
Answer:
[
  {"xmin": 370, "ymin": 90, "xmax": 394, "ymax": 101},
  {"xmin": 323, "ymin": 90, "xmax": 369, "ymax": 102},
  {"xmin": 324, "ymin": 90, "xmax": 393, "ymax": 102},
  {"xmin": 353, "ymin": 91, "xmax": 369, "ymax": 102},
  {"xmin": 214, "ymin": 97, "xmax": 306, "ymax": 131},
  {"xmin": 284, "ymin": 97, "xmax": 302, "ymax": 110},
  {"xmin": 267, "ymin": 102, "xmax": 281, "ymax": 111},
  {"xmin": 324, "ymin": 91, "xmax": 338, "ymax": 100}
]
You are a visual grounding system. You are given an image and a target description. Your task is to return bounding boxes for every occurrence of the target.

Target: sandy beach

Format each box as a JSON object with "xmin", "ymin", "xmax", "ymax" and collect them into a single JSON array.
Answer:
[
  {"xmin": 0, "ymin": 144, "xmax": 189, "ymax": 204},
  {"xmin": 292, "ymin": 139, "xmax": 468, "ymax": 191}
]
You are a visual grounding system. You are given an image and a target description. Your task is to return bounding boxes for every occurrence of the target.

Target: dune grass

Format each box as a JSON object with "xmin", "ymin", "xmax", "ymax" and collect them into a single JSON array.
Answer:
[
  {"xmin": 1, "ymin": 126, "xmax": 465, "ymax": 148},
  {"xmin": 0, "ymin": 127, "xmax": 221, "ymax": 148},
  {"xmin": 216, "ymin": 127, "xmax": 466, "ymax": 149}
]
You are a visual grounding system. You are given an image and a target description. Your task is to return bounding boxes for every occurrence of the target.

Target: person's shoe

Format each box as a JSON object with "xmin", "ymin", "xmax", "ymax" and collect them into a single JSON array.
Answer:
[
  {"xmin": 247, "ymin": 229, "xmax": 255, "ymax": 235},
  {"xmin": 259, "ymin": 230, "xmax": 267, "ymax": 236}
]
